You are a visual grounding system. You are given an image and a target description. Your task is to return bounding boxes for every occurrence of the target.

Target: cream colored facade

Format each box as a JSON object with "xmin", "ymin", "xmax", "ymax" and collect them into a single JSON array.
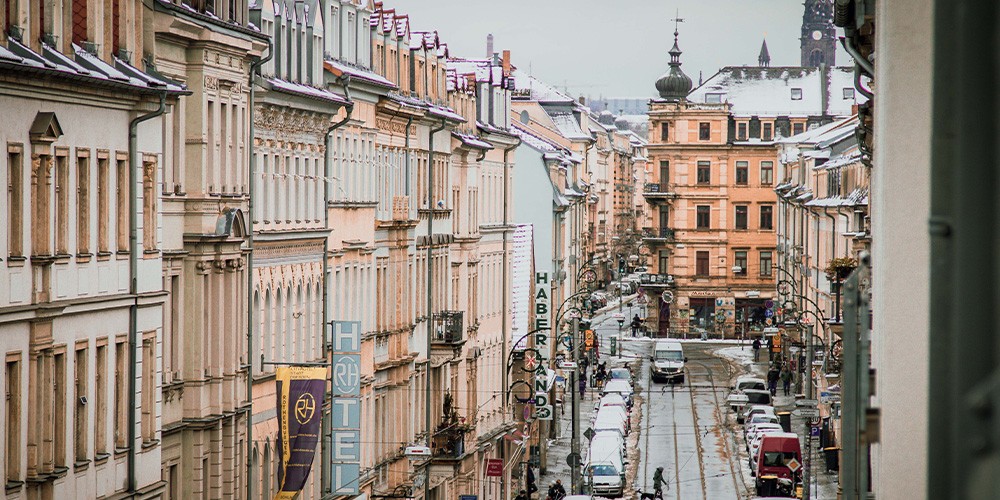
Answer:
[
  {"xmin": 149, "ymin": 0, "xmax": 265, "ymax": 499},
  {"xmin": 0, "ymin": 0, "xmax": 181, "ymax": 497}
]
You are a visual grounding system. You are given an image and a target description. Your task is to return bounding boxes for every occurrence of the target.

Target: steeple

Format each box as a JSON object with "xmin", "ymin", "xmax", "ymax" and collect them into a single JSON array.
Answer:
[
  {"xmin": 758, "ymin": 38, "xmax": 771, "ymax": 67},
  {"xmin": 654, "ymin": 12, "xmax": 693, "ymax": 101}
]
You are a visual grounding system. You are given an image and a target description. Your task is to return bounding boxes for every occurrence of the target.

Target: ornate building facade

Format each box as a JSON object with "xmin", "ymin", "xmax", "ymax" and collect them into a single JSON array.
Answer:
[
  {"xmin": 0, "ymin": 0, "xmax": 184, "ymax": 497},
  {"xmin": 149, "ymin": 0, "xmax": 265, "ymax": 498}
]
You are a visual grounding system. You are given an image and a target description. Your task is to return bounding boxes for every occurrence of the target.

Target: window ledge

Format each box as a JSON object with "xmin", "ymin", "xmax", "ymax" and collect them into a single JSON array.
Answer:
[
  {"xmin": 114, "ymin": 448, "xmax": 128, "ymax": 459},
  {"xmin": 5, "ymin": 481, "xmax": 23, "ymax": 494},
  {"xmin": 53, "ymin": 253, "xmax": 72, "ymax": 264},
  {"xmin": 73, "ymin": 460, "xmax": 90, "ymax": 472},
  {"xmin": 7, "ymin": 255, "xmax": 26, "ymax": 267},
  {"xmin": 141, "ymin": 439, "xmax": 160, "ymax": 450},
  {"xmin": 93, "ymin": 453, "xmax": 111, "ymax": 465}
]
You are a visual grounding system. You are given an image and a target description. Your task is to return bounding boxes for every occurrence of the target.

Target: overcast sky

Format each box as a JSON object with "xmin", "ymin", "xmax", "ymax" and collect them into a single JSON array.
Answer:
[{"xmin": 385, "ymin": 0, "xmax": 850, "ymax": 98}]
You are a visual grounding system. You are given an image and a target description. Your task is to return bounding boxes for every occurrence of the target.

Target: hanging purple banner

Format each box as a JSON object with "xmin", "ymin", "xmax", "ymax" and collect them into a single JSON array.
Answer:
[{"xmin": 275, "ymin": 366, "xmax": 327, "ymax": 500}]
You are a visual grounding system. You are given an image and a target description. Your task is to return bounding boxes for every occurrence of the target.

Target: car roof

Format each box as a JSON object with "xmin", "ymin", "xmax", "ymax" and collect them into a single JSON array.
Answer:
[
  {"xmin": 737, "ymin": 376, "xmax": 766, "ymax": 383},
  {"xmin": 610, "ymin": 367, "xmax": 630, "ymax": 373},
  {"xmin": 600, "ymin": 393, "xmax": 625, "ymax": 403},
  {"xmin": 605, "ymin": 379, "xmax": 632, "ymax": 388},
  {"xmin": 743, "ymin": 389, "xmax": 771, "ymax": 394}
]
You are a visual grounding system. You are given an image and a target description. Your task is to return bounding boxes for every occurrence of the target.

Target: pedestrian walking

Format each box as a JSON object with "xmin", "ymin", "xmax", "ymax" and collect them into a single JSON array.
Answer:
[
  {"xmin": 752, "ymin": 337, "xmax": 762, "ymax": 362},
  {"xmin": 631, "ymin": 314, "xmax": 641, "ymax": 337},
  {"xmin": 780, "ymin": 365, "xmax": 793, "ymax": 396},
  {"xmin": 653, "ymin": 466, "xmax": 666, "ymax": 495},
  {"xmin": 579, "ymin": 375, "xmax": 586, "ymax": 397},
  {"xmin": 766, "ymin": 365, "xmax": 780, "ymax": 396},
  {"xmin": 515, "ymin": 489, "xmax": 529, "ymax": 500}
]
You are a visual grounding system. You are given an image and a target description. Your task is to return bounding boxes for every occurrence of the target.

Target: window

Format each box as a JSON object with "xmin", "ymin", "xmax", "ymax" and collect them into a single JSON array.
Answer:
[
  {"xmin": 737, "ymin": 122, "xmax": 747, "ymax": 140},
  {"xmin": 658, "ymin": 206, "xmax": 669, "ymax": 232},
  {"xmin": 142, "ymin": 157, "xmax": 157, "ymax": 252},
  {"xmin": 658, "ymin": 251, "xmax": 668, "ymax": 274},
  {"xmin": 696, "ymin": 205, "xmax": 710, "ymax": 229},
  {"xmin": 114, "ymin": 339, "xmax": 127, "ymax": 450},
  {"xmin": 843, "ymin": 87, "xmax": 855, "ymax": 99},
  {"xmin": 828, "ymin": 169, "xmax": 842, "ymax": 197},
  {"xmin": 54, "ymin": 349, "xmax": 66, "ymax": 468},
  {"xmin": 95, "ymin": 341, "xmax": 107, "ymax": 456},
  {"xmin": 116, "ymin": 156, "xmax": 128, "ymax": 252},
  {"xmin": 7, "ymin": 145, "xmax": 23, "ymax": 257},
  {"xmin": 97, "ymin": 154, "xmax": 109, "ymax": 254},
  {"xmin": 77, "ymin": 152, "xmax": 90, "ymax": 255},
  {"xmin": 698, "ymin": 122, "xmax": 710, "ymax": 141},
  {"xmin": 55, "ymin": 152, "xmax": 70, "ymax": 254},
  {"xmin": 660, "ymin": 122, "xmax": 669, "ymax": 141},
  {"xmin": 793, "ymin": 122, "xmax": 805, "ymax": 136},
  {"xmin": 763, "ymin": 123, "xmax": 773, "ymax": 141},
  {"xmin": 658, "ymin": 160, "xmax": 669, "ymax": 188},
  {"xmin": 696, "ymin": 251, "xmax": 710, "ymax": 276},
  {"xmin": 735, "ymin": 161, "xmax": 749, "ymax": 185},
  {"xmin": 735, "ymin": 205, "xmax": 748, "ymax": 230},
  {"xmin": 760, "ymin": 205, "xmax": 774, "ymax": 230},
  {"xmin": 6, "ymin": 355, "xmax": 21, "ymax": 481},
  {"xmin": 706, "ymin": 93, "xmax": 723, "ymax": 104},
  {"xmin": 141, "ymin": 332, "xmax": 155, "ymax": 442},
  {"xmin": 519, "ymin": 110, "xmax": 529, "ymax": 124},
  {"xmin": 696, "ymin": 161, "xmax": 711, "ymax": 184},
  {"xmin": 791, "ymin": 88, "xmax": 803, "ymax": 100},
  {"xmin": 760, "ymin": 251, "xmax": 773, "ymax": 276},
  {"xmin": 734, "ymin": 250, "xmax": 748, "ymax": 276},
  {"xmin": 74, "ymin": 344, "xmax": 88, "ymax": 462},
  {"xmin": 760, "ymin": 161, "xmax": 774, "ymax": 185}
]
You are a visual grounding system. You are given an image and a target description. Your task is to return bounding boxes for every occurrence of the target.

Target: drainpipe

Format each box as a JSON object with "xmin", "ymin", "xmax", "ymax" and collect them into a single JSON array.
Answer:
[
  {"xmin": 425, "ymin": 117, "xmax": 447, "ymax": 500},
  {"xmin": 321, "ymin": 75, "xmax": 353, "ymax": 496},
  {"xmin": 500, "ymin": 137, "xmax": 520, "ymax": 500},
  {"xmin": 245, "ymin": 36, "xmax": 272, "ymax": 500},
  {"xmin": 127, "ymin": 90, "xmax": 166, "ymax": 494}
]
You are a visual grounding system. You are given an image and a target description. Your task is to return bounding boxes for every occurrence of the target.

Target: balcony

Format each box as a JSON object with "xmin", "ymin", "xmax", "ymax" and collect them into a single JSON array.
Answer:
[
  {"xmin": 643, "ymin": 183, "xmax": 676, "ymax": 201},
  {"xmin": 641, "ymin": 227, "xmax": 675, "ymax": 243},
  {"xmin": 431, "ymin": 311, "xmax": 465, "ymax": 346},
  {"xmin": 431, "ymin": 392, "xmax": 470, "ymax": 464},
  {"xmin": 639, "ymin": 273, "xmax": 675, "ymax": 287}
]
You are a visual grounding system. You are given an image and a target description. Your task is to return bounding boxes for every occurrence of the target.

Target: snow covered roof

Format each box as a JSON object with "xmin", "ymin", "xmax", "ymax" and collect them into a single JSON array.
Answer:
[
  {"xmin": 688, "ymin": 66, "xmax": 863, "ymax": 118},
  {"xmin": 805, "ymin": 188, "xmax": 868, "ymax": 207},
  {"xmin": 0, "ymin": 38, "xmax": 187, "ymax": 94},
  {"xmin": 547, "ymin": 111, "xmax": 591, "ymax": 141},
  {"xmin": 324, "ymin": 59, "xmax": 397, "ymax": 89},
  {"xmin": 266, "ymin": 77, "xmax": 350, "ymax": 105},
  {"xmin": 452, "ymin": 132, "xmax": 493, "ymax": 150},
  {"xmin": 511, "ymin": 70, "xmax": 575, "ymax": 104}
]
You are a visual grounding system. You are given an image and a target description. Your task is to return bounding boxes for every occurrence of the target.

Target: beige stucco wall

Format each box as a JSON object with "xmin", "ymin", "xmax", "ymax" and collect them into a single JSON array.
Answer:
[{"xmin": 871, "ymin": 0, "xmax": 933, "ymax": 497}]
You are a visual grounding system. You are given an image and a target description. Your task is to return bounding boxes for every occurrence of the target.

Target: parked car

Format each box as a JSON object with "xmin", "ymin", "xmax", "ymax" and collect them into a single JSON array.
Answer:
[
  {"xmin": 591, "ymin": 430, "xmax": 627, "ymax": 460},
  {"xmin": 650, "ymin": 339, "xmax": 686, "ymax": 383},
  {"xmin": 748, "ymin": 425, "xmax": 785, "ymax": 460},
  {"xmin": 608, "ymin": 367, "xmax": 633, "ymax": 386},
  {"xmin": 746, "ymin": 422, "xmax": 784, "ymax": 451},
  {"xmin": 584, "ymin": 459, "xmax": 626, "ymax": 498},
  {"xmin": 742, "ymin": 389, "xmax": 773, "ymax": 408},
  {"xmin": 754, "ymin": 433, "xmax": 802, "ymax": 495},
  {"xmin": 729, "ymin": 376, "xmax": 768, "ymax": 411},
  {"xmin": 602, "ymin": 379, "xmax": 634, "ymax": 406},
  {"xmin": 741, "ymin": 405, "xmax": 776, "ymax": 427},
  {"xmin": 596, "ymin": 393, "xmax": 627, "ymax": 412}
]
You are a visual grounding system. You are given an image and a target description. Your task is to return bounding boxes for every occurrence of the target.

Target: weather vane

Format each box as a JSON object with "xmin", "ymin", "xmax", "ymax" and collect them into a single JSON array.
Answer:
[{"xmin": 670, "ymin": 8, "xmax": 684, "ymax": 36}]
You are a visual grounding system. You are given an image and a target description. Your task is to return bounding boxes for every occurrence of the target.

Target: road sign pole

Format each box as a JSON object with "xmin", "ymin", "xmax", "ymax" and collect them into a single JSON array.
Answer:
[
  {"xmin": 802, "ymin": 324, "xmax": 814, "ymax": 500},
  {"xmin": 571, "ymin": 316, "xmax": 581, "ymax": 494}
]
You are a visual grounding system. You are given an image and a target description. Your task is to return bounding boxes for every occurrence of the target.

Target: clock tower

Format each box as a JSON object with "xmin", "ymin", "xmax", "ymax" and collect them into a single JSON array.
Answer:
[{"xmin": 801, "ymin": 0, "xmax": 836, "ymax": 67}]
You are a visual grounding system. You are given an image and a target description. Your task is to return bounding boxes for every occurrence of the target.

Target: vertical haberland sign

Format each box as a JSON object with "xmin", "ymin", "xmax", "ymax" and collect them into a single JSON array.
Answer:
[
  {"xmin": 275, "ymin": 366, "xmax": 327, "ymax": 500},
  {"xmin": 533, "ymin": 272, "xmax": 553, "ymax": 420},
  {"xmin": 330, "ymin": 321, "xmax": 362, "ymax": 495}
]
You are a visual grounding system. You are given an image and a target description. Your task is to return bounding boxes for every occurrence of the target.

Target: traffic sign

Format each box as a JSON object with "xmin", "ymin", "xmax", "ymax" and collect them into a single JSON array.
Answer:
[
  {"xmin": 584, "ymin": 428, "xmax": 595, "ymax": 441},
  {"xmin": 765, "ymin": 299, "xmax": 775, "ymax": 309},
  {"xmin": 794, "ymin": 408, "xmax": 820, "ymax": 418},
  {"xmin": 559, "ymin": 361, "xmax": 577, "ymax": 369},
  {"xmin": 661, "ymin": 291, "xmax": 674, "ymax": 304},
  {"xmin": 795, "ymin": 399, "xmax": 819, "ymax": 407},
  {"xmin": 786, "ymin": 457, "xmax": 801, "ymax": 473},
  {"xmin": 765, "ymin": 309, "xmax": 774, "ymax": 318},
  {"xmin": 566, "ymin": 452, "xmax": 581, "ymax": 467},
  {"xmin": 765, "ymin": 318, "xmax": 773, "ymax": 326}
]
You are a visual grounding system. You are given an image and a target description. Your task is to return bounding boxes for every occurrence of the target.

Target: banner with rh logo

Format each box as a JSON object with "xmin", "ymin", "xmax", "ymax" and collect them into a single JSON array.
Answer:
[{"xmin": 275, "ymin": 366, "xmax": 326, "ymax": 500}]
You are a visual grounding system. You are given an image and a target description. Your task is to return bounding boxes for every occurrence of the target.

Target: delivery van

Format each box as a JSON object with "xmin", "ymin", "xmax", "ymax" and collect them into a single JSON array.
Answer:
[
  {"xmin": 753, "ymin": 433, "xmax": 802, "ymax": 494},
  {"xmin": 650, "ymin": 339, "xmax": 686, "ymax": 383}
]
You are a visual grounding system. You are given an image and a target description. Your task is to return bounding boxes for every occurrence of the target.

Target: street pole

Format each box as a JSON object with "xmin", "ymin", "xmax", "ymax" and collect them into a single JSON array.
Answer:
[
  {"xmin": 571, "ymin": 316, "xmax": 582, "ymax": 494},
  {"xmin": 802, "ymin": 324, "xmax": 815, "ymax": 500}
]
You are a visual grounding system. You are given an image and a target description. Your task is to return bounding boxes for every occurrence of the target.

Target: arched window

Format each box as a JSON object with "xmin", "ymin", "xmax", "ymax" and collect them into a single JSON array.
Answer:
[
  {"xmin": 262, "ymin": 443, "xmax": 272, "ymax": 499},
  {"xmin": 809, "ymin": 49, "xmax": 825, "ymax": 67},
  {"xmin": 519, "ymin": 110, "xmax": 530, "ymax": 124}
]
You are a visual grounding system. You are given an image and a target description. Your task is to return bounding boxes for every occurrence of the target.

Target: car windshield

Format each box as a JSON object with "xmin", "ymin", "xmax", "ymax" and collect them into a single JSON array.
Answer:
[
  {"xmin": 739, "ymin": 381, "xmax": 766, "ymax": 391},
  {"xmin": 590, "ymin": 464, "xmax": 618, "ymax": 476},
  {"xmin": 762, "ymin": 451, "xmax": 798, "ymax": 467},
  {"xmin": 655, "ymin": 350, "xmax": 684, "ymax": 361},
  {"xmin": 747, "ymin": 392, "xmax": 772, "ymax": 405},
  {"xmin": 609, "ymin": 369, "xmax": 629, "ymax": 379}
]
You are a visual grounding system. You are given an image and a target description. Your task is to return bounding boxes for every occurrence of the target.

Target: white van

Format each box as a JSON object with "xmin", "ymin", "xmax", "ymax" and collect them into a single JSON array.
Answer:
[
  {"xmin": 591, "ymin": 430, "xmax": 626, "ymax": 459},
  {"xmin": 650, "ymin": 339, "xmax": 686, "ymax": 383}
]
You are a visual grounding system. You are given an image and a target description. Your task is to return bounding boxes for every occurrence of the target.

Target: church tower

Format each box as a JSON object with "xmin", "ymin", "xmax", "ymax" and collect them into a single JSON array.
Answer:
[{"xmin": 801, "ymin": 0, "xmax": 836, "ymax": 67}]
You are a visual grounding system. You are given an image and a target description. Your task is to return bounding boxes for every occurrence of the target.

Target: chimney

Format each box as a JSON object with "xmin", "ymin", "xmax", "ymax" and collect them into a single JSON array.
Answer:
[
  {"xmin": 486, "ymin": 33, "xmax": 494, "ymax": 58},
  {"xmin": 502, "ymin": 50, "xmax": 511, "ymax": 75},
  {"xmin": 579, "ymin": 96, "xmax": 586, "ymax": 105}
]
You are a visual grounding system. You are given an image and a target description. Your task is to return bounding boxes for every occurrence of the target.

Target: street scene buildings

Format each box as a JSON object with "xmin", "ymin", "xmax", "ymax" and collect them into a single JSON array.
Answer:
[{"xmin": 0, "ymin": 0, "xmax": 980, "ymax": 498}]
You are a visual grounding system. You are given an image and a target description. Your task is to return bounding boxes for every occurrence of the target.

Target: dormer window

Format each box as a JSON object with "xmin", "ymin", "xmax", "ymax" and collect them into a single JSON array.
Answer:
[
  {"xmin": 843, "ymin": 87, "xmax": 855, "ymax": 99},
  {"xmin": 790, "ymin": 88, "xmax": 803, "ymax": 100},
  {"xmin": 705, "ymin": 93, "xmax": 723, "ymax": 104}
]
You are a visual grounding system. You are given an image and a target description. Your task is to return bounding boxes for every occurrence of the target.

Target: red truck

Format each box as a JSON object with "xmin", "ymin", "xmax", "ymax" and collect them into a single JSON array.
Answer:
[{"xmin": 753, "ymin": 432, "xmax": 802, "ymax": 497}]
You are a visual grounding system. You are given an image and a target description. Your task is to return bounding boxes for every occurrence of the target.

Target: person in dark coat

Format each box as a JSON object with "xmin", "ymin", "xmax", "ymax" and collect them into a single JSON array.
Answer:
[
  {"xmin": 780, "ymin": 365, "xmax": 793, "ymax": 396},
  {"xmin": 514, "ymin": 490, "xmax": 529, "ymax": 500},
  {"xmin": 752, "ymin": 338, "xmax": 762, "ymax": 362},
  {"xmin": 653, "ymin": 465, "xmax": 666, "ymax": 494},
  {"xmin": 631, "ymin": 314, "xmax": 642, "ymax": 336},
  {"xmin": 766, "ymin": 365, "xmax": 780, "ymax": 395}
]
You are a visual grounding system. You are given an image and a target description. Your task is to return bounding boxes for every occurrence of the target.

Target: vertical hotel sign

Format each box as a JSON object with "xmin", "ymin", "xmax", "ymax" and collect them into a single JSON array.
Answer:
[
  {"xmin": 533, "ymin": 272, "xmax": 553, "ymax": 420},
  {"xmin": 330, "ymin": 321, "xmax": 362, "ymax": 495},
  {"xmin": 275, "ymin": 366, "xmax": 326, "ymax": 499}
]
